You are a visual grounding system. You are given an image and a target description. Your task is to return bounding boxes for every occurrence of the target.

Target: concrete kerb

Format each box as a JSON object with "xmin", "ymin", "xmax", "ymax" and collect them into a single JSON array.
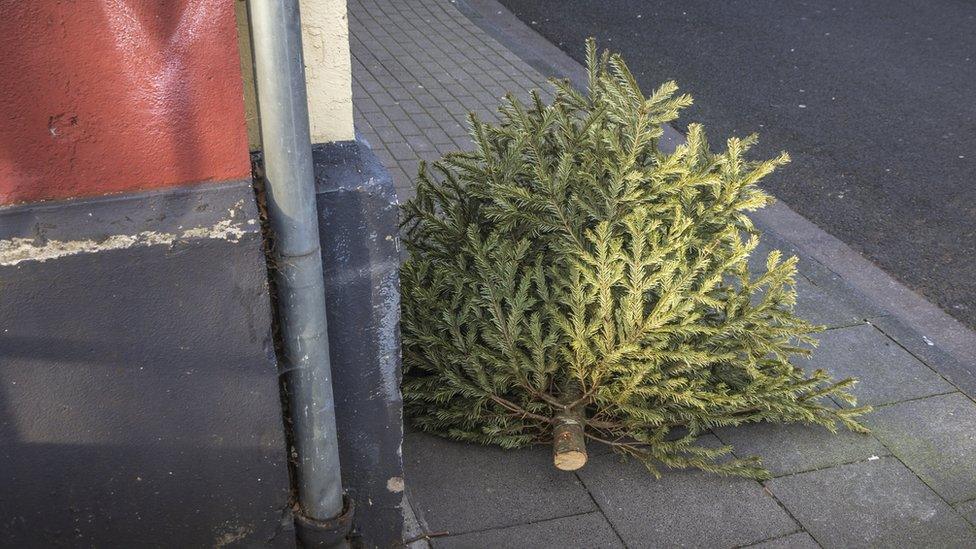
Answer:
[{"xmin": 457, "ymin": 0, "xmax": 976, "ymax": 399}]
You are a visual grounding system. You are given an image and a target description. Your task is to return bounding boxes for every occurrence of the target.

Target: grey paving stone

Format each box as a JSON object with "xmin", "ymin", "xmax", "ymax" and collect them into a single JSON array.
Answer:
[
  {"xmin": 417, "ymin": 94, "xmax": 443, "ymax": 108},
  {"xmin": 746, "ymin": 531, "xmax": 820, "ymax": 549},
  {"xmin": 750, "ymin": 236, "xmax": 868, "ymax": 329},
  {"xmin": 370, "ymin": 90, "xmax": 398, "ymax": 107},
  {"xmin": 405, "ymin": 135, "xmax": 436, "ymax": 153},
  {"xmin": 794, "ymin": 265, "xmax": 889, "ymax": 324},
  {"xmin": 357, "ymin": 96, "xmax": 381, "ymax": 113},
  {"xmin": 376, "ymin": 126, "xmax": 405, "ymax": 143},
  {"xmin": 386, "ymin": 142, "xmax": 416, "ymax": 162},
  {"xmin": 385, "ymin": 104, "xmax": 412, "ymax": 122},
  {"xmin": 867, "ymin": 392, "xmax": 976, "ymax": 504},
  {"xmin": 794, "ymin": 277, "xmax": 868, "ymax": 329},
  {"xmin": 423, "ymin": 128, "xmax": 453, "ymax": 146},
  {"xmin": 749, "ymin": 229, "xmax": 887, "ymax": 327},
  {"xmin": 395, "ymin": 185, "xmax": 416, "ymax": 203},
  {"xmin": 403, "ymin": 431, "xmax": 595, "ymax": 535},
  {"xmin": 796, "ymin": 324, "xmax": 953, "ymax": 406},
  {"xmin": 432, "ymin": 512, "xmax": 623, "ymax": 549},
  {"xmin": 365, "ymin": 113, "xmax": 395, "ymax": 128},
  {"xmin": 766, "ymin": 457, "xmax": 976, "ymax": 548},
  {"xmin": 401, "ymin": 100, "xmax": 427, "ymax": 115},
  {"xmin": 577, "ymin": 436, "xmax": 797, "ymax": 548},
  {"xmin": 440, "ymin": 100, "xmax": 467, "ymax": 116},
  {"xmin": 397, "ymin": 120, "xmax": 424, "ymax": 137},
  {"xmin": 714, "ymin": 404, "xmax": 888, "ymax": 477},
  {"xmin": 434, "ymin": 142, "xmax": 458, "ymax": 156},
  {"xmin": 870, "ymin": 314, "xmax": 976, "ymax": 400},
  {"xmin": 956, "ymin": 499, "xmax": 976, "ymax": 528},
  {"xmin": 957, "ymin": 499, "xmax": 976, "ymax": 527},
  {"xmin": 414, "ymin": 116, "xmax": 442, "ymax": 130},
  {"xmin": 371, "ymin": 147, "xmax": 395, "ymax": 166}
]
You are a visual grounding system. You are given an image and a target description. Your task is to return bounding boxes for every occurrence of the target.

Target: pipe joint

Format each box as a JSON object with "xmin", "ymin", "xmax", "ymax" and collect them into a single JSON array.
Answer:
[{"xmin": 294, "ymin": 495, "xmax": 356, "ymax": 548}]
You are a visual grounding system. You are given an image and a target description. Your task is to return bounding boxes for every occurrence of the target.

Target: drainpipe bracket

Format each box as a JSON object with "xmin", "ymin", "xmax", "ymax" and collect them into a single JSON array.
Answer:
[{"xmin": 294, "ymin": 495, "xmax": 356, "ymax": 548}]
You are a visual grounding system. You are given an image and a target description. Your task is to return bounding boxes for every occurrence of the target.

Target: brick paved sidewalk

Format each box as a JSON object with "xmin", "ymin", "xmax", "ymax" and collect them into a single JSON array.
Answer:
[
  {"xmin": 349, "ymin": 0, "xmax": 553, "ymax": 200},
  {"xmin": 348, "ymin": 1, "xmax": 976, "ymax": 547}
]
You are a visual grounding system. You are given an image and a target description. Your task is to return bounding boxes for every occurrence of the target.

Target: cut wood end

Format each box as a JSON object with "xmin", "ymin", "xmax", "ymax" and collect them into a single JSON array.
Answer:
[
  {"xmin": 554, "ymin": 450, "xmax": 587, "ymax": 471},
  {"xmin": 552, "ymin": 383, "xmax": 587, "ymax": 471}
]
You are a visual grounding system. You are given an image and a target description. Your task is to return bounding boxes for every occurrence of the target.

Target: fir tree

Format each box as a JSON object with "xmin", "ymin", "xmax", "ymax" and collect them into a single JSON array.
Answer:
[{"xmin": 399, "ymin": 40, "xmax": 870, "ymax": 478}]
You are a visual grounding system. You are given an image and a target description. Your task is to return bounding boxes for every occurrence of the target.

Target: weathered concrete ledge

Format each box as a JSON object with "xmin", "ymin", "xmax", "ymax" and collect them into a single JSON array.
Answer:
[
  {"xmin": 0, "ymin": 179, "xmax": 262, "ymax": 266},
  {"xmin": 0, "ymin": 180, "xmax": 292, "ymax": 546},
  {"xmin": 312, "ymin": 139, "xmax": 406, "ymax": 548}
]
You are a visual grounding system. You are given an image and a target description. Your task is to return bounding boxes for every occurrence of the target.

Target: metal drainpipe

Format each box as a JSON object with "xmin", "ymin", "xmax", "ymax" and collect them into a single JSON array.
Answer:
[{"xmin": 245, "ymin": 1, "xmax": 351, "ymax": 545}]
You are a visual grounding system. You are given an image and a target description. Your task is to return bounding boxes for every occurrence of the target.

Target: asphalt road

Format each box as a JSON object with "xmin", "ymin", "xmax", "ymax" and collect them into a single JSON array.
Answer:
[{"xmin": 498, "ymin": 0, "xmax": 976, "ymax": 328}]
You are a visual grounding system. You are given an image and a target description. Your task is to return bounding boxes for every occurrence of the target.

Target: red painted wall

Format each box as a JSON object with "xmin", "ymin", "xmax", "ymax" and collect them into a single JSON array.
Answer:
[{"xmin": 0, "ymin": 1, "xmax": 250, "ymax": 205}]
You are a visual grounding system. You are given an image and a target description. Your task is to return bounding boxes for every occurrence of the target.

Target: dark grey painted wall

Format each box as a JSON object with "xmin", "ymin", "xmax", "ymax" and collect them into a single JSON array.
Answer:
[
  {"xmin": 0, "ymin": 181, "xmax": 294, "ymax": 547},
  {"xmin": 312, "ymin": 140, "xmax": 405, "ymax": 548},
  {"xmin": 0, "ymin": 143, "xmax": 407, "ymax": 547}
]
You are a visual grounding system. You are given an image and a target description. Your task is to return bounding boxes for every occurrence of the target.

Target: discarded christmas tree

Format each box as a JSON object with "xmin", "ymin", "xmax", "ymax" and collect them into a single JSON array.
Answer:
[{"xmin": 400, "ymin": 40, "xmax": 870, "ymax": 478}]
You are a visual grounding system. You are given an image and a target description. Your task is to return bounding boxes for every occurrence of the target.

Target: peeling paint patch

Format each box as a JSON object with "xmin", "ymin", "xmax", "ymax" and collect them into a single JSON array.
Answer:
[
  {"xmin": 181, "ymin": 218, "xmax": 250, "ymax": 241},
  {"xmin": 377, "ymin": 268, "xmax": 402, "ymax": 400},
  {"xmin": 387, "ymin": 476, "xmax": 404, "ymax": 493},
  {"xmin": 0, "ymin": 217, "xmax": 256, "ymax": 266},
  {"xmin": 213, "ymin": 523, "xmax": 253, "ymax": 548}
]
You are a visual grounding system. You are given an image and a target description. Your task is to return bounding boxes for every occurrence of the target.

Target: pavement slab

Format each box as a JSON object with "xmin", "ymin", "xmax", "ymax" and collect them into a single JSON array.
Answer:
[
  {"xmin": 714, "ymin": 406, "xmax": 888, "ymax": 477},
  {"xmin": 746, "ymin": 531, "xmax": 820, "ymax": 549},
  {"xmin": 957, "ymin": 499, "xmax": 976, "ymax": 527},
  {"xmin": 869, "ymin": 314, "xmax": 976, "ymax": 400},
  {"xmin": 577, "ymin": 436, "xmax": 798, "ymax": 548},
  {"xmin": 403, "ymin": 431, "xmax": 595, "ymax": 535},
  {"xmin": 796, "ymin": 324, "xmax": 954, "ymax": 406},
  {"xmin": 750, "ymin": 222, "xmax": 889, "ymax": 325},
  {"xmin": 793, "ymin": 277, "xmax": 869, "ymax": 330},
  {"xmin": 432, "ymin": 512, "xmax": 623, "ymax": 548},
  {"xmin": 751, "ymin": 236, "xmax": 875, "ymax": 330},
  {"xmin": 866, "ymin": 392, "xmax": 976, "ymax": 504},
  {"xmin": 766, "ymin": 457, "xmax": 976, "ymax": 548}
]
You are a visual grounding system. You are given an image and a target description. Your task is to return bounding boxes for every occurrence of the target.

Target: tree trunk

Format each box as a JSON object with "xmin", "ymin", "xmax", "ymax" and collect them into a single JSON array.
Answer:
[{"xmin": 552, "ymin": 382, "xmax": 587, "ymax": 471}]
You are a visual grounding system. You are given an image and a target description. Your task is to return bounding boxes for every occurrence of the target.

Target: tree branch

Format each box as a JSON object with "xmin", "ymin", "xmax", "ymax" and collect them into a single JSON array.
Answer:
[{"xmin": 489, "ymin": 395, "xmax": 553, "ymax": 424}]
